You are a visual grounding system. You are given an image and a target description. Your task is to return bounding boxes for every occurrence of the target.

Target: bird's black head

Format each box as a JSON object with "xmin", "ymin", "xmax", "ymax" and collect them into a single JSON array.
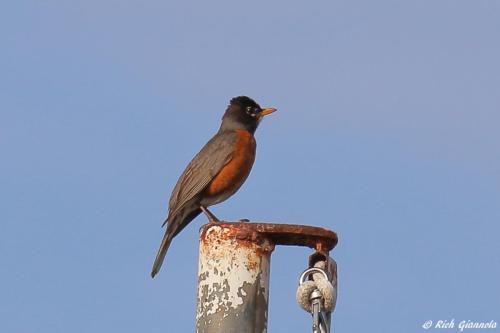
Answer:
[{"xmin": 220, "ymin": 96, "xmax": 277, "ymax": 134}]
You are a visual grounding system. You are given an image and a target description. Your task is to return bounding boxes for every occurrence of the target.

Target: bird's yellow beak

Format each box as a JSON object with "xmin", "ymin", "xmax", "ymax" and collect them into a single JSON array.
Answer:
[{"xmin": 260, "ymin": 107, "xmax": 277, "ymax": 117}]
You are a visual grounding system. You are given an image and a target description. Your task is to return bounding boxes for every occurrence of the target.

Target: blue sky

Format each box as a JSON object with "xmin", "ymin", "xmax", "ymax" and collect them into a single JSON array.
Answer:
[{"xmin": 1, "ymin": 1, "xmax": 499, "ymax": 332}]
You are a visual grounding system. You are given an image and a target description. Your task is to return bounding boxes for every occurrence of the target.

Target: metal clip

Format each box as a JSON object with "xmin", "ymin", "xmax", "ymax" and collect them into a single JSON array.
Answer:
[
  {"xmin": 299, "ymin": 267, "xmax": 329, "ymax": 284},
  {"xmin": 299, "ymin": 267, "xmax": 330, "ymax": 333}
]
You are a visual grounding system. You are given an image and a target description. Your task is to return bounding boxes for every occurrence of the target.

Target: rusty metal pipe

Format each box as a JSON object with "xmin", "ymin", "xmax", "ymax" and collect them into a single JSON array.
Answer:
[
  {"xmin": 196, "ymin": 223, "xmax": 274, "ymax": 333},
  {"xmin": 196, "ymin": 222, "xmax": 338, "ymax": 333}
]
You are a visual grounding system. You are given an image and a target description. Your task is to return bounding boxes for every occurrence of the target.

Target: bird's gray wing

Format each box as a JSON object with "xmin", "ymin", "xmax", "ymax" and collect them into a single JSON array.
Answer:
[{"xmin": 162, "ymin": 131, "xmax": 237, "ymax": 226}]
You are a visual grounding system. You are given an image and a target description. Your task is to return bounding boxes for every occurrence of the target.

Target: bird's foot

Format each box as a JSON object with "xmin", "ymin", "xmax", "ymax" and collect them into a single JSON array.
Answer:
[{"xmin": 200, "ymin": 205, "xmax": 220, "ymax": 223}]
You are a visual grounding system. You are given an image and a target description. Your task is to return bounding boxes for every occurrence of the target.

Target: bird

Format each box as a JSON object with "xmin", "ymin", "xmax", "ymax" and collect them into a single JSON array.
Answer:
[{"xmin": 151, "ymin": 96, "xmax": 277, "ymax": 278}]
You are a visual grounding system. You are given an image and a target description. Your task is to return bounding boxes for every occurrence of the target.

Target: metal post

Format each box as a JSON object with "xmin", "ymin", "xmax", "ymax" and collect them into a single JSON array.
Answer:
[
  {"xmin": 196, "ymin": 223, "xmax": 274, "ymax": 333},
  {"xmin": 196, "ymin": 222, "xmax": 338, "ymax": 333}
]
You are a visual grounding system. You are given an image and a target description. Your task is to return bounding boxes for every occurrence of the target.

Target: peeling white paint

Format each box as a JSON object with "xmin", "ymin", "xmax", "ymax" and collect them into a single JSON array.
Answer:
[{"xmin": 196, "ymin": 224, "xmax": 272, "ymax": 330}]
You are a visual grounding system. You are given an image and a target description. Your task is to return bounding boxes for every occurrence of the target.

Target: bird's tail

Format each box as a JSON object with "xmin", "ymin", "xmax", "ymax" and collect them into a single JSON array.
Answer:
[
  {"xmin": 150, "ymin": 207, "xmax": 201, "ymax": 278},
  {"xmin": 151, "ymin": 226, "xmax": 174, "ymax": 278}
]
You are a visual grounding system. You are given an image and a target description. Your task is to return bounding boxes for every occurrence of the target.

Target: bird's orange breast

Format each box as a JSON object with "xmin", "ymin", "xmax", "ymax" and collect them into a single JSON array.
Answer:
[{"xmin": 204, "ymin": 130, "xmax": 256, "ymax": 200}]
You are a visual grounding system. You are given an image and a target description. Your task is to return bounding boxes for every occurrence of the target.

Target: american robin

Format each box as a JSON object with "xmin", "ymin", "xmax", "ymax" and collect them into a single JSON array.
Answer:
[{"xmin": 151, "ymin": 96, "xmax": 277, "ymax": 277}]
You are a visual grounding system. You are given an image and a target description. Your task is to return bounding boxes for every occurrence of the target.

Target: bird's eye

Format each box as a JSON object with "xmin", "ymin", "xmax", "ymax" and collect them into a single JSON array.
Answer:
[{"xmin": 246, "ymin": 106, "xmax": 256, "ymax": 117}]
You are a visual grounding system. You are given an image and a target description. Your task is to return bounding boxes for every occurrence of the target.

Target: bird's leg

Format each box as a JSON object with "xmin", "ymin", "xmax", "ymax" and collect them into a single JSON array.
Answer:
[{"xmin": 200, "ymin": 205, "xmax": 220, "ymax": 223}]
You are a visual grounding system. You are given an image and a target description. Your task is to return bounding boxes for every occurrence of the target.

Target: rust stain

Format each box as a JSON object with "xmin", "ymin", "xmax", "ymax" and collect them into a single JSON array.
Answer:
[
  {"xmin": 199, "ymin": 221, "xmax": 338, "ymax": 252},
  {"xmin": 245, "ymin": 252, "xmax": 258, "ymax": 271}
]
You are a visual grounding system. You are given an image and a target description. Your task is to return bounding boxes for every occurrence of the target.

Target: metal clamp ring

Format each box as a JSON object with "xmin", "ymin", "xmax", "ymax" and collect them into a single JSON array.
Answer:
[{"xmin": 299, "ymin": 267, "xmax": 329, "ymax": 285}]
